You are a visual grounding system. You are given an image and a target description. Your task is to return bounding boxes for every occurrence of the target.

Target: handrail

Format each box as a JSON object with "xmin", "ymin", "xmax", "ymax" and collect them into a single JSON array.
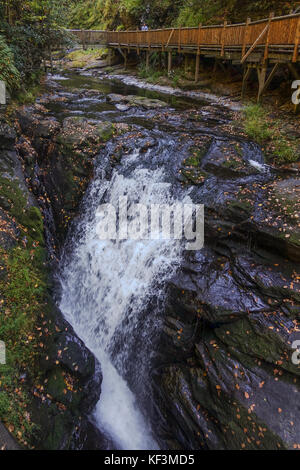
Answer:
[{"xmin": 68, "ymin": 12, "xmax": 300, "ymax": 63}]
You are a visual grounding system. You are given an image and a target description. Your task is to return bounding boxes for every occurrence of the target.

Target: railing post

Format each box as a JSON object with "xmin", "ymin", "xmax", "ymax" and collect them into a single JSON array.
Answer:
[
  {"xmin": 242, "ymin": 17, "xmax": 251, "ymax": 59},
  {"xmin": 221, "ymin": 20, "xmax": 227, "ymax": 57},
  {"xmin": 168, "ymin": 51, "xmax": 172, "ymax": 75},
  {"xmin": 293, "ymin": 16, "xmax": 300, "ymax": 62},
  {"xmin": 197, "ymin": 23, "xmax": 202, "ymax": 55},
  {"xmin": 264, "ymin": 12, "xmax": 274, "ymax": 62},
  {"xmin": 241, "ymin": 65, "xmax": 251, "ymax": 99},
  {"xmin": 195, "ymin": 53, "xmax": 200, "ymax": 83},
  {"xmin": 137, "ymin": 29, "xmax": 140, "ymax": 55},
  {"xmin": 178, "ymin": 26, "xmax": 181, "ymax": 52},
  {"xmin": 184, "ymin": 54, "xmax": 188, "ymax": 74},
  {"xmin": 257, "ymin": 64, "xmax": 267, "ymax": 102}
]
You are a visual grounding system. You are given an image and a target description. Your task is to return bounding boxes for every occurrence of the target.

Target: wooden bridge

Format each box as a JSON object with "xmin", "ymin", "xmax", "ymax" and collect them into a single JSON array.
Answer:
[{"xmin": 68, "ymin": 11, "xmax": 300, "ymax": 101}]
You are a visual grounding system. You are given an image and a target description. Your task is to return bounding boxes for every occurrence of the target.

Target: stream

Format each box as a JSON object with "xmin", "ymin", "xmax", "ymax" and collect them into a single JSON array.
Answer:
[
  {"xmin": 37, "ymin": 70, "xmax": 299, "ymax": 450},
  {"xmin": 52, "ymin": 73, "xmax": 201, "ymax": 449}
]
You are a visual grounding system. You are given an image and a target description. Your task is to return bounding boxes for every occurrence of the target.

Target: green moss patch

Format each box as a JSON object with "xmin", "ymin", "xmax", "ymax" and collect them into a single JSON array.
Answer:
[
  {"xmin": 243, "ymin": 104, "xmax": 299, "ymax": 165},
  {"xmin": 0, "ymin": 177, "xmax": 44, "ymax": 246},
  {"xmin": 0, "ymin": 245, "xmax": 48, "ymax": 446},
  {"xmin": 180, "ymin": 137, "xmax": 212, "ymax": 185},
  {"xmin": 64, "ymin": 48, "xmax": 108, "ymax": 69}
]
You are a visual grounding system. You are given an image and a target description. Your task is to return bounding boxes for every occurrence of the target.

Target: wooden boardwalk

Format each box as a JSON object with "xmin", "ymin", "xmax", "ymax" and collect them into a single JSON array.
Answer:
[{"xmin": 68, "ymin": 12, "xmax": 300, "ymax": 101}]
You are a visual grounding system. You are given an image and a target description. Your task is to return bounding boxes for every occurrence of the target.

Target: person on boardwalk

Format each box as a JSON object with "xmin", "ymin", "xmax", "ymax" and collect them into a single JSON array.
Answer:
[{"xmin": 141, "ymin": 23, "xmax": 148, "ymax": 31}]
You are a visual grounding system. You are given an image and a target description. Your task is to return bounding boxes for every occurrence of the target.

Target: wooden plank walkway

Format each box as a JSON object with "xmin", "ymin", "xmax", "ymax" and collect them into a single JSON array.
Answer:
[
  {"xmin": 69, "ymin": 12, "xmax": 300, "ymax": 63},
  {"xmin": 68, "ymin": 12, "xmax": 300, "ymax": 101}
]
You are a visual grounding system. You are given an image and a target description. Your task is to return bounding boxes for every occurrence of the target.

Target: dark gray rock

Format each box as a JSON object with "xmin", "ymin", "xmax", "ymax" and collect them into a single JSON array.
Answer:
[{"xmin": 153, "ymin": 246, "xmax": 300, "ymax": 450}]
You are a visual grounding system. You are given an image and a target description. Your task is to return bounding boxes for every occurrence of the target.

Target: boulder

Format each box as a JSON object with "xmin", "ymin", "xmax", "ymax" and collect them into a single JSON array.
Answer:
[
  {"xmin": 154, "ymin": 246, "xmax": 300, "ymax": 450},
  {"xmin": 107, "ymin": 93, "xmax": 168, "ymax": 109}
]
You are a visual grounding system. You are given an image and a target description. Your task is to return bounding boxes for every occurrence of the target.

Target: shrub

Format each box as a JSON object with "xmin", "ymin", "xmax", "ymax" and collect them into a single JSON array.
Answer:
[
  {"xmin": 138, "ymin": 63, "xmax": 164, "ymax": 83},
  {"xmin": 243, "ymin": 104, "xmax": 299, "ymax": 164},
  {"xmin": 0, "ymin": 35, "xmax": 20, "ymax": 91},
  {"xmin": 243, "ymin": 104, "xmax": 272, "ymax": 143}
]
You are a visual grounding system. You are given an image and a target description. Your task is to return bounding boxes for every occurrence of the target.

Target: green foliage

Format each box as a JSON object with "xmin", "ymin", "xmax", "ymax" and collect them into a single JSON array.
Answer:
[
  {"xmin": 0, "ymin": 36, "xmax": 20, "ymax": 91},
  {"xmin": 243, "ymin": 104, "xmax": 272, "ymax": 143},
  {"xmin": 0, "ymin": 0, "xmax": 74, "ymax": 93},
  {"xmin": 0, "ymin": 246, "xmax": 48, "ymax": 444},
  {"xmin": 0, "ymin": 248, "xmax": 46, "ymax": 367},
  {"xmin": 272, "ymin": 137, "xmax": 298, "ymax": 164},
  {"xmin": 243, "ymin": 104, "xmax": 299, "ymax": 164},
  {"xmin": 68, "ymin": 0, "xmax": 183, "ymax": 30},
  {"xmin": 0, "ymin": 177, "xmax": 44, "ymax": 244},
  {"xmin": 137, "ymin": 63, "xmax": 165, "ymax": 83},
  {"xmin": 0, "ymin": 364, "xmax": 38, "ymax": 444},
  {"xmin": 65, "ymin": 47, "xmax": 108, "ymax": 69},
  {"xmin": 171, "ymin": 70, "xmax": 184, "ymax": 87},
  {"xmin": 68, "ymin": 0, "xmax": 298, "ymax": 30},
  {"xmin": 14, "ymin": 85, "xmax": 42, "ymax": 105}
]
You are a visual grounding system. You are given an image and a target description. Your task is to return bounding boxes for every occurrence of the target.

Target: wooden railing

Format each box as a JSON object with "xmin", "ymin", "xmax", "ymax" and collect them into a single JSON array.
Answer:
[
  {"xmin": 69, "ymin": 29, "xmax": 107, "ymax": 45},
  {"xmin": 68, "ymin": 12, "xmax": 300, "ymax": 62}
]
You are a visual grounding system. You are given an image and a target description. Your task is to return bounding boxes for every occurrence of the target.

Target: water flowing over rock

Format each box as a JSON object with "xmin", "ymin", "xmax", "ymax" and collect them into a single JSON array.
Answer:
[
  {"xmin": 51, "ymin": 72, "xmax": 299, "ymax": 450},
  {"xmin": 7, "ymin": 70, "xmax": 300, "ymax": 450}
]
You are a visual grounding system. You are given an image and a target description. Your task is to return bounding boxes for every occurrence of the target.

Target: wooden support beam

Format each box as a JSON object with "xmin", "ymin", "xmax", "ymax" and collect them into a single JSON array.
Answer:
[
  {"xmin": 257, "ymin": 64, "xmax": 267, "ymax": 102},
  {"xmin": 108, "ymin": 48, "xmax": 112, "ymax": 65},
  {"xmin": 168, "ymin": 51, "xmax": 172, "ymax": 75},
  {"xmin": 166, "ymin": 29, "xmax": 174, "ymax": 48},
  {"xmin": 260, "ymin": 62, "xmax": 279, "ymax": 94},
  {"xmin": 184, "ymin": 54, "xmax": 188, "ymax": 74},
  {"xmin": 293, "ymin": 16, "xmax": 300, "ymax": 62},
  {"xmin": 82, "ymin": 30, "xmax": 87, "ymax": 50},
  {"xmin": 264, "ymin": 12, "xmax": 275, "ymax": 62},
  {"xmin": 288, "ymin": 62, "xmax": 300, "ymax": 80},
  {"xmin": 117, "ymin": 48, "xmax": 125, "ymax": 59},
  {"xmin": 197, "ymin": 23, "xmax": 202, "ymax": 55},
  {"xmin": 241, "ymin": 24, "xmax": 269, "ymax": 64},
  {"xmin": 242, "ymin": 18, "xmax": 251, "ymax": 58},
  {"xmin": 146, "ymin": 51, "xmax": 150, "ymax": 70},
  {"xmin": 195, "ymin": 53, "xmax": 200, "ymax": 83},
  {"xmin": 213, "ymin": 59, "xmax": 218, "ymax": 74},
  {"xmin": 221, "ymin": 20, "xmax": 228, "ymax": 57},
  {"xmin": 241, "ymin": 66, "xmax": 252, "ymax": 99}
]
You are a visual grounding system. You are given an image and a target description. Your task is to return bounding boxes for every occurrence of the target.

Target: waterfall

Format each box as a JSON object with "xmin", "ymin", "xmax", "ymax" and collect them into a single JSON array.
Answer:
[{"xmin": 59, "ymin": 147, "xmax": 187, "ymax": 450}]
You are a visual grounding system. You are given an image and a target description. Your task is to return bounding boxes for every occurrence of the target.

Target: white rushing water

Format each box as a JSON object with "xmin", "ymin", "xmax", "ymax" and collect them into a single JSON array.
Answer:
[{"xmin": 59, "ymin": 149, "xmax": 187, "ymax": 449}]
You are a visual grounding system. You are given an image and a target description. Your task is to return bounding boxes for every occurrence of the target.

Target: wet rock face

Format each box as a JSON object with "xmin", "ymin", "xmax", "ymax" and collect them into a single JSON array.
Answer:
[
  {"xmin": 30, "ymin": 308, "xmax": 103, "ymax": 450},
  {"xmin": 201, "ymin": 140, "xmax": 258, "ymax": 177},
  {"xmin": 133, "ymin": 101, "xmax": 300, "ymax": 450},
  {"xmin": 0, "ymin": 209, "xmax": 19, "ymax": 250},
  {"xmin": 11, "ymin": 72, "xmax": 300, "ymax": 451},
  {"xmin": 16, "ymin": 106, "xmax": 114, "ymax": 248},
  {"xmin": 0, "ymin": 116, "xmax": 102, "ymax": 450},
  {"xmin": 154, "ymin": 244, "xmax": 300, "ymax": 450},
  {"xmin": 0, "ymin": 119, "xmax": 17, "ymax": 148}
]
